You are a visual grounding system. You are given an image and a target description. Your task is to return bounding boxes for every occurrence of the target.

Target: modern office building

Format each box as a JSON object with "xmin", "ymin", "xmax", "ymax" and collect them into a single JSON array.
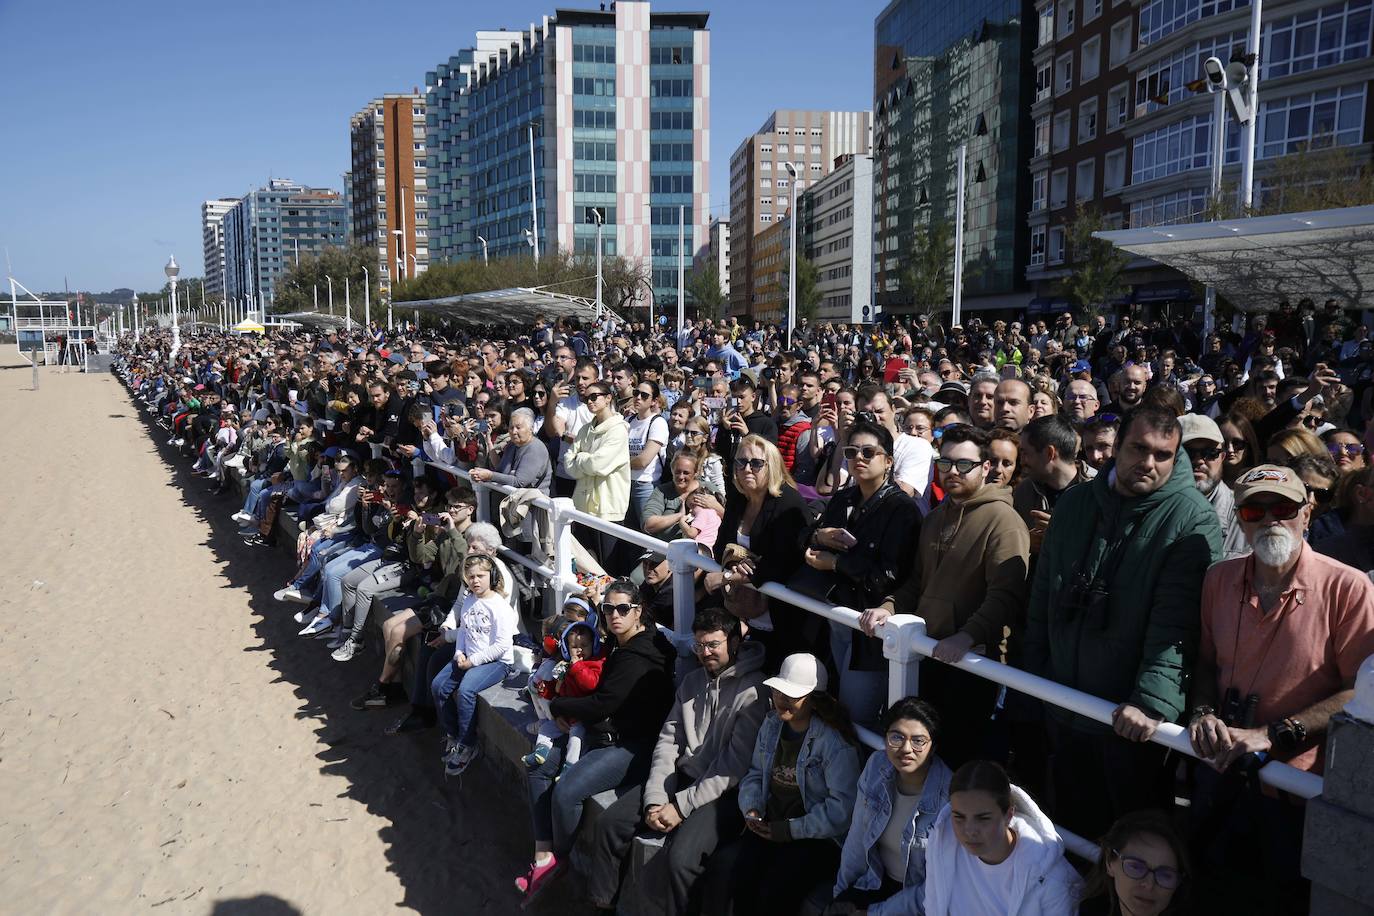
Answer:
[
  {"xmin": 701, "ymin": 217, "xmax": 730, "ymax": 296},
  {"xmin": 424, "ymin": 1, "xmax": 711, "ymax": 305},
  {"xmin": 873, "ymin": 0, "xmax": 1038, "ymax": 316},
  {"xmin": 221, "ymin": 180, "xmax": 347, "ymax": 309},
  {"xmin": 349, "ymin": 93, "xmax": 429, "ymax": 297},
  {"xmin": 727, "ymin": 109, "xmax": 872, "ymax": 316},
  {"xmin": 201, "ymin": 198, "xmax": 238, "ymax": 301},
  {"xmin": 802, "ymin": 154, "xmax": 875, "ymax": 323},
  {"xmin": 1026, "ymin": 0, "xmax": 1374, "ymax": 311}
]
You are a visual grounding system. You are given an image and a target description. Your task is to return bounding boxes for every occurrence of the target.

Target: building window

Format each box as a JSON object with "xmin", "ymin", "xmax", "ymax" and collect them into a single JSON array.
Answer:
[
  {"xmin": 760, "ymin": 144, "xmax": 773, "ymax": 153},
  {"xmin": 1129, "ymin": 188, "xmax": 1208, "ymax": 227},
  {"xmin": 1050, "ymin": 168, "xmax": 1069, "ymax": 208},
  {"xmin": 1036, "ymin": 62, "xmax": 1053, "ymax": 102},
  {"xmin": 1056, "ymin": 52, "xmax": 1074, "ymax": 94},
  {"xmin": 1078, "ymin": 98, "xmax": 1099, "ymax": 141},
  {"xmin": 1267, "ymin": 2, "xmax": 1373, "ymax": 78},
  {"xmin": 1075, "ymin": 158, "xmax": 1096, "ymax": 200},
  {"xmin": 1034, "ymin": 115, "xmax": 1051, "ymax": 156},
  {"xmin": 1107, "ymin": 83, "xmax": 1130, "ymax": 129},
  {"xmin": 778, "ymin": 144, "xmax": 789, "ymax": 154},
  {"xmin": 810, "ymin": 144, "xmax": 821, "ymax": 153},
  {"xmin": 1132, "ymin": 114, "xmax": 1215, "ymax": 183},
  {"xmin": 1057, "ymin": 0, "xmax": 1076, "ymax": 37},
  {"xmin": 1031, "ymin": 225, "xmax": 1047, "ymax": 265},
  {"xmin": 1104, "ymin": 149, "xmax": 1127, "ymax": 192},
  {"xmin": 1259, "ymin": 84, "xmax": 1367, "ymax": 158},
  {"xmin": 1033, "ymin": 172, "xmax": 1048, "ymax": 211},
  {"xmin": 1081, "ymin": 35, "xmax": 1102, "ymax": 83},
  {"xmin": 1085, "ymin": 0, "xmax": 1104, "ymax": 23},
  {"xmin": 1049, "ymin": 226, "xmax": 1067, "ymax": 263},
  {"xmin": 1038, "ymin": 3, "xmax": 1056, "ymax": 47},
  {"xmin": 1052, "ymin": 110, "xmax": 1072, "ymax": 151},
  {"xmin": 1139, "ymin": 0, "xmax": 1247, "ymax": 47},
  {"xmin": 1110, "ymin": 19, "xmax": 1133, "ymax": 67}
]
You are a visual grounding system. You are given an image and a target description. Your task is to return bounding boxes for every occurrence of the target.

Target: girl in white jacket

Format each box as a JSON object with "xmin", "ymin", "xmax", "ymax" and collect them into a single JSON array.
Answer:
[
  {"xmin": 430, "ymin": 554, "xmax": 518, "ymax": 777},
  {"xmin": 921, "ymin": 760, "xmax": 1082, "ymax": 916}
]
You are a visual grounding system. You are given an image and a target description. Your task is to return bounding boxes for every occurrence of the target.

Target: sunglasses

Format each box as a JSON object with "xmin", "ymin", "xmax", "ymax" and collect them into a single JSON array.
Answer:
[
  {"xmin": 1224, "ymin": 437, "xmax": 1248, "ymax": 453},
  {"xmin": 685, "ymin": 430, "xmax": 706, "ymax": 439},
  {"xmin": 583, "ymin": 392, "xmax": 609, "ymax": 402},
  {"xmin": 778, "ymin": 396, "xmax": 797, "ymax": 406},
  {"xmin": 601, "ymin": 602, "xmax": 637, "ymax": 617},
  {"xmin": 1112, "ymin": 852, "xmax": 1183, "ymax": 890},
  {"xmin": 1237, "ymin": 500, "xmax": 1303, "ymax": 523},
  {"xmin": 843, "ymin": 445, "xmax": 887, "ymax": 461},
  {"xmin": 1081, "ymin": 412, "xmax": 1121, "ymax": 428},
  {"xmin": 1185, "ymin": 446, "xmax": 1224, "ymax": 462},
  {"xmin": 635, "ymin": 390, "xmax": 655, "ymax": 398},
  {"xmin": 734, "ymin": 457, "xmax": 767, "ymax": 472},
  {"xmin": 934, "ymin": 457, "xmax": 982, "ymax": 474},
  {"xmin": 1309, "ymin": 486, "xmax": 1334, "ymax": 504},
  {"xmin": 1328, "ymin": 442, "xmax": 1366, "ymax": 457}
]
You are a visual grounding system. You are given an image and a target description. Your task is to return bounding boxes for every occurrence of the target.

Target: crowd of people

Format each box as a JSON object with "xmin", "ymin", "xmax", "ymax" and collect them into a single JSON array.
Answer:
[{"xmin": 116, "ymin": 299, "xmax": 1374, "ymax": 915}]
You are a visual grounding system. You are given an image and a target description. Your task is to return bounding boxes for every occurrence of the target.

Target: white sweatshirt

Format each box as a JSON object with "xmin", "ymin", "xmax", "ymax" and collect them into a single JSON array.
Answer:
[{"xmin": 441, "ymin": 590, "xmax": 517, "ymax": 667}]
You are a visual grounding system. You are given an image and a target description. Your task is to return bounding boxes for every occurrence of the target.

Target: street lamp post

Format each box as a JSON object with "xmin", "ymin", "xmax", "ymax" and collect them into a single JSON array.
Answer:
[
  {"xmin": 132, "ymin": 295, "xmax": 140, "ymax": 342},
  {"xmin": 677, "ymin": 204, "xmax": 685, "ymax": 338},
  {"xmin": 476, "ymin": 235, "xmax": 489, "ymax": 266},
  {"xmin": 952, "ymin": 143, "xmax": 968, "ymax": 329},
  {"xmin": 1240, "ymin": 0, "xmax": 1263, "ymax": 212},
  {"xmin": 345, "ymin": 278, "xmax": 352, "ymax": 331},
  {"xmin": 406, "ymin": 254, "xmax": 419, "ymax": 327},
  {"xmin": 165, "ymin": 255, "xmax": 180, "ymax": 357},
  {"xmin": 362, "ymin": 266, "xmax": 370, "ymax": 331},
  {"xmin": 589, "ymin": 209, "xmax": 604, "ymax": 319},
  {"xmin": 528, "ymin": 121, "xmax": 540, "ymax": 267},
  {"xmin": 326, "ymin": 275, "xmax": 334, "ymax": 315},
  {"xmin": 784, "ymin": 162, "xmax": 799, "ymax": 346}
]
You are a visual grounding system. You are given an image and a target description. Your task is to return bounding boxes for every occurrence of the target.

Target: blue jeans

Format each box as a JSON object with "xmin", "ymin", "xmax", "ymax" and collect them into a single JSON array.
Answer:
[
  {"xmin": 830, "ymin": 621, "xmax": 888, "ymax": 731},
  {"xmin": 627, "ymin": 479, "xmax": 655, "ymax": 531},
  {"xmin": 431, "ymin": 658, "xmax": 510, "ymax": 748},
  {"xmin": 528, "ymin": 738, "xmax": 654, "ymax": 855},
  {"xmin": 289, "ymin": 535, "xmax": 354, "ymax": 592},
  {"xmin": 319, "ymin": 543, "xmax": 383, "ymax": 621},
  {"xmin": 241, "ymin": 477, "xmax": 270, "ymax": 515}
]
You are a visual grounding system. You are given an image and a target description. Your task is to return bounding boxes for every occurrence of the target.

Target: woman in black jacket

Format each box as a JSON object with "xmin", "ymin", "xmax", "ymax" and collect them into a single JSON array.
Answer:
[
  {"xmin": 517, "ymin": 579, "xmax": 675, "ymax": 904},
  {"xmin": 798, "ymin": 419, "xmax": 921, "ymax": 728},
  {"xmin": 705, "ymin": 434, "xmax": 812, "ymax": 668}
]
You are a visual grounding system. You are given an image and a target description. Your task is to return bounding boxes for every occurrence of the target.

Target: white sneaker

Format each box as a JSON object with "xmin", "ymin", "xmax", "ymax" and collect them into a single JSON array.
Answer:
[
  {"xmin": 231, "ymin": 511, "xmax": 253, "ymax": 524},
  {"xmin": 326, "ymin": 630, "xmax": 349, "ymax": 650},
  {"xmin": 274, "ymin": 586, "xmax": 307, "ymax": 604},
  {"xmin": 298, "ymin": 613, "xmax": 331, "ymax": 636},
  {"xmin": 331, "ymin": 638, "xmax": 359, "ymax": 662},
  {"xmin": 172, "ymin": 438, "xmax": 185, "ymax": 447},
  {"xmin": 292, "ymin": 608, "xmax": 314, "ymax": 624}
]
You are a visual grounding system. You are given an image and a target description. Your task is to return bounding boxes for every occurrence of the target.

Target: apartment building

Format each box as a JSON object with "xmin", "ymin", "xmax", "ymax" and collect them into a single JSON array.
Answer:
[
  {"xmin": 221, "ymin": 180, "xmax": 347, "ymax": 308},
  {"xmin": 802, "ymin": 154, "xmax": 875, "ymax": 323},
  {"xmin": 728, "ymin": 109, "xmax": 871, "ymax": 316},
  {"xmin": 201, "ymin": 198, "xmax": 238, "ymax": 301},
  {"xmin": 349, "ymin": 93, "xmax": 429, "ymax": 296}
]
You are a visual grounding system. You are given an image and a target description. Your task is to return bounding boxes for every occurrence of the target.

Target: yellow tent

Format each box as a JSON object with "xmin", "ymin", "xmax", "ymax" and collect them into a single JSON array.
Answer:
[{"xmin": 232, "ymin": 320, "xmax": 266, "ymax": 334}]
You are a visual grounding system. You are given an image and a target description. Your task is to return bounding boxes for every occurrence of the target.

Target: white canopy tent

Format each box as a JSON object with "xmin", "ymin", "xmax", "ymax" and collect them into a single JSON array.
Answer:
[
  {"xmin": 394, "ymin": 287, "xmax": 616, "ymax": 328},
  {"xmin": 1094, "ymin": 205, "xmax": 1374, "ymax": 312}
]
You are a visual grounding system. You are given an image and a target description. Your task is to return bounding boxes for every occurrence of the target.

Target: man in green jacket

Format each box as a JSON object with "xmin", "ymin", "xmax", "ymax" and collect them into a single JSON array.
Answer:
[{"xmin": 1023, "ymin": 405, "xmax": 1222, "ymax": 839}]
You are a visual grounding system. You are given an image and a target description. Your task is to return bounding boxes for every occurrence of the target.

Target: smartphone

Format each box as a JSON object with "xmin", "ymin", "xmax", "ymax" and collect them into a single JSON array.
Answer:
[
  {"xmin": 822, "ymin": 391, "xmax": 838, "ymax": 411},
  {"xmin": 476, "ymin": 420, "xmax": 490, "ymax": 435},
  {"xmin": 745, "ymin": 812, "xmax": 763, "ymax": 823},
  {"xmin": 422, "ymin": 627, "xmax": 440, "ymax": 644},
  {"xmin": 445, "ymin": 402, "xmax": 464, "ymax": 419},
  {"xmin": 727, "ymin": 396, "xmax": 741, "ymax": 412},
  {"xmin": 420, "ymin": 513, "xmax": 442, "ymax": 526},
  {"xmin": 694, "ymin": 377, "xmax": 711, "ymax": 390}
]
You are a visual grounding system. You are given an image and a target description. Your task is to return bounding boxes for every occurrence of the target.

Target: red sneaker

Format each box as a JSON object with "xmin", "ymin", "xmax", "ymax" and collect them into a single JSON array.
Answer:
[{"xmin": 515, "ymin": 854, "xmax": 565, "ymax": 907}]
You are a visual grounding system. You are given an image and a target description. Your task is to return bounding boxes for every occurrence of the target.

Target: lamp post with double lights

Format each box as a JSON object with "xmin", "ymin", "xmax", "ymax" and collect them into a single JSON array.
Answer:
[
  {"xmin": 165, "ymin": 255, "xmax": 180, "ymax": 357},
  {"xmin": 476, "ymin": 235, "xmax": 489, "ymax": 266}
]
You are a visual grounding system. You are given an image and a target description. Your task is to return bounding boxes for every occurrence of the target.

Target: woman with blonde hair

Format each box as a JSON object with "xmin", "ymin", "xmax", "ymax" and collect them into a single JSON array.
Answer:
[{"xmin": 1265, "ymin": 426, "xmax": 1326, "ymax": 464}]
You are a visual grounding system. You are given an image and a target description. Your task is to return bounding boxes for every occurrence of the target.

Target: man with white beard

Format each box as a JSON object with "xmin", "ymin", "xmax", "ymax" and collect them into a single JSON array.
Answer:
[
  {"xmin": 1187, "ymin": 464, "xmax": 1374, "ymax": 911},
  {"xmin": 1178, "ymin": 414, "xmax": 1248, "ymax": 559}
]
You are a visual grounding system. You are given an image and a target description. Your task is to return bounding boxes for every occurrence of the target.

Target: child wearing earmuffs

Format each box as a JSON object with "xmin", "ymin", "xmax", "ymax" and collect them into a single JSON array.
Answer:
[{"xmin": 523, "ymin": 596, "xmax": 606, "ymax": 771}]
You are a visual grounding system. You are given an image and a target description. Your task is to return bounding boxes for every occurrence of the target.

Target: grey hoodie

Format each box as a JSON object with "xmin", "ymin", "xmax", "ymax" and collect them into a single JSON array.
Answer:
[{"xmin": 643, "ymin": 640, "xmax": 769, "ymax": 817}]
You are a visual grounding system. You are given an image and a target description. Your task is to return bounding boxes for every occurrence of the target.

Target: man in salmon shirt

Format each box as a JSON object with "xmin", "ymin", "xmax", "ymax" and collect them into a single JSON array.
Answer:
[{"xmin": 1188, "ymin": 464, "xmax": 1374, "ymax": 911}]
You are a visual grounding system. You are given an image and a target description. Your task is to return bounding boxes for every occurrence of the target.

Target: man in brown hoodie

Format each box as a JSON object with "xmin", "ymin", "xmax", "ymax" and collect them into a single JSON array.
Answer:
[{"xmin": 860, "ymin": 423, "xmax": 1030, "ymax": 768}]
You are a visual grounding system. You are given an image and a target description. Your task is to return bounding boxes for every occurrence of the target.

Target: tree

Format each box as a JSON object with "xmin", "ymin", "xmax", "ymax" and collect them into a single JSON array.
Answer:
[
  {"xmin": 269, "ymin": 245, "xmax": 379, "ymax": 315},
  {"xmin": 1059, "ymin": 203, "xmax": 1129, "ymax": 321},
  {"xmin": 779, "ymin": 255, "xmax": 822, "ymax": 322},
  {"xmin": 686, "ymin": 261, "xmax": 726, "ymax": 322},
  {"xmin": 901, "ymin": 220, "xmax": 954, "ymax": 319},
  {"xmin": 1251, "ymin": 144, "xmax": 1374, "ymax": 216}
]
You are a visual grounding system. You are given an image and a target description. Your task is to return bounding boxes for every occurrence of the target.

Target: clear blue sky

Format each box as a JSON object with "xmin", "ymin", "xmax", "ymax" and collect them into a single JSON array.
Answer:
[{"xmin": 0, "ymin": 0, "xmax": 876, "ymax": 294}]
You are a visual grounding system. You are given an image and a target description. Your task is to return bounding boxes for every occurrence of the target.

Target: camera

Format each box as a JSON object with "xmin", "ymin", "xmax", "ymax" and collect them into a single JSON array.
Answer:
[{"xmin": 1058, "ymin": 571, "xmax": 1110, "ymax": 619}]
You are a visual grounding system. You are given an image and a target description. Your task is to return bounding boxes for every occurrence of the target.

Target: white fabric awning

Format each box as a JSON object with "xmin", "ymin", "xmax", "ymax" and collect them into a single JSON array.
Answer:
[
  {"xmin": 395, "ymin": 287, "xmax": 614, "ymax": 327},
  {"xmin": 275, "ymin": 311, "xmax": 348, "ymax": 330},
  {"xmin": 1094, "ymin": 205, "xmax": 1374, "ymax": 311}
]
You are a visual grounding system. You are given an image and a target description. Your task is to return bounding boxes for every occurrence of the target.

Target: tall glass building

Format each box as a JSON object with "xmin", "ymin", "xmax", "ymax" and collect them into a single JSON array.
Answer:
[
  {"xmin": 424, "ymin": 1, "xmax": 711, "ymax": 306},
  {"xmin": 873, "ymin": 0, "xmax": 1037, "ymax": 314}
]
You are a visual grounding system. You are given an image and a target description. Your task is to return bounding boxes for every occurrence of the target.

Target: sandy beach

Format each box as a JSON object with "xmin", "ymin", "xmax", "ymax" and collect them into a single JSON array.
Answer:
[{"xmin": 0, "ymin": 352, "xmax": 582, "ymax": 915}]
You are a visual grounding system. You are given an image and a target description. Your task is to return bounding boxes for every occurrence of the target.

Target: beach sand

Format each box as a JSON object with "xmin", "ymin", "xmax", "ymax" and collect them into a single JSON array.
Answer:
[{"xmin": 0, "ymin": 352, "xmax": 586, "ymax": 915}]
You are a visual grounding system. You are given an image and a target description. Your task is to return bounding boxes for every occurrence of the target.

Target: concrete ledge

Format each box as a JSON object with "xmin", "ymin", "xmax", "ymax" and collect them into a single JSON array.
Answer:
[
  {"xmin": 1322, "ymin": 714, "xmax": 1374, "ymax": 819},
  {"xmin": 1302, "ymin": 796, "xmax": 1374, "ymax": 904}
]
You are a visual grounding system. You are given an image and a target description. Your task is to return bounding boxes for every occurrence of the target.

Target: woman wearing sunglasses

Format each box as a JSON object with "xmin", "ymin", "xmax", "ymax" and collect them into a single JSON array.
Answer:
[
  {"xmin": 799, "ymin": 419, "xmax": 921, "ymax": 728},
  {"xmin": 706, "ymin": 435, "xmax": 811, "ymax": 667},
  {"xmin": 1079, "ymin": 810, "xmax": 1189, "ymax": 916},
  {"xmin": 518, "ymin": 579, "xmax": 675, "ymax": 905},
  {"xmin": 627, "ymin": 380, "xmax": 670, "ymax": 529}
]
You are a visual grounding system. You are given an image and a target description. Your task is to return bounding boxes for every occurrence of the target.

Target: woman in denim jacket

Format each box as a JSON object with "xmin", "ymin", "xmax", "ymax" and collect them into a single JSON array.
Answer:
[
  {"xmin": 827, "ymin": 697, "xmax": 952, "ymax": 915},
  {"xmin": 700, "ymin": 653, "xmax": 861, "ymax": 915}
]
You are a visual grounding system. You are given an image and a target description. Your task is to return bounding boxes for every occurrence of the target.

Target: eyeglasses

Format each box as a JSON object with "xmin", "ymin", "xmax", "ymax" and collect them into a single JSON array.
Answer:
[
  {"xmin": 1185, "ymin": 446, "xmax": 1224, "ymax": 463},
  {"xmin": 691, "ymin": 637, "xmax": 727, "ymax": 654},
  {"xmin": 1065, "ymin": 393, "xmax": 1098, "ymax": 402},
  {"xmin": 1237, "ymin": 500, "xmax": 1303, "ymax": 523},
  {"xmin": 843, "ymin": 445, "xmax": 887, "ymax": 461},
  {"xmin": 1112, "ymin": 851, "xmax": 1183, "ymax": 890},
  {"xmin": 601, "ymin": 602, "xmax": 638, "ymax": 617},
  {"xmin": 778, "ymin": 396, "xmax": 797, "ymax": 406},
  {"xmin": 734, "ymin": 457, "xmax": 767, "ymax": 472},
  {"xmin": 885, "ymin": 733, "xmax": 932, "ymax": 751},
  {"xmin": 685, "ymin": 430, "xmax": 706, "ymax": 439},
  {"xmin": 1081, "ymin": 412, "xmax": 1121, "ymax": 428},
  {"xmin": 1328, "ymin": 442, "xmax": 1366, "ymax": 457},
  {"xmin": 934, "ymin": 457, "xmax": 982, "ymax": 474}
]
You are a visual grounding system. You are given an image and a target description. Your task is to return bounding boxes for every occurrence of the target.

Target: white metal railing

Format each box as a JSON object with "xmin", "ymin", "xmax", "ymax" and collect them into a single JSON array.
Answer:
[{"xmin": 421, "ymin": 458, "xmax": 1328, "ymax": 861}]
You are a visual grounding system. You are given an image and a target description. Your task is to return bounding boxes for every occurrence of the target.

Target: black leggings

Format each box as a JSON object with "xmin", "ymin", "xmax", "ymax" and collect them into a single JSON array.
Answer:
[{"xmin": 700, "ymin": 828, "xmax": 841, "ymax": 916}]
